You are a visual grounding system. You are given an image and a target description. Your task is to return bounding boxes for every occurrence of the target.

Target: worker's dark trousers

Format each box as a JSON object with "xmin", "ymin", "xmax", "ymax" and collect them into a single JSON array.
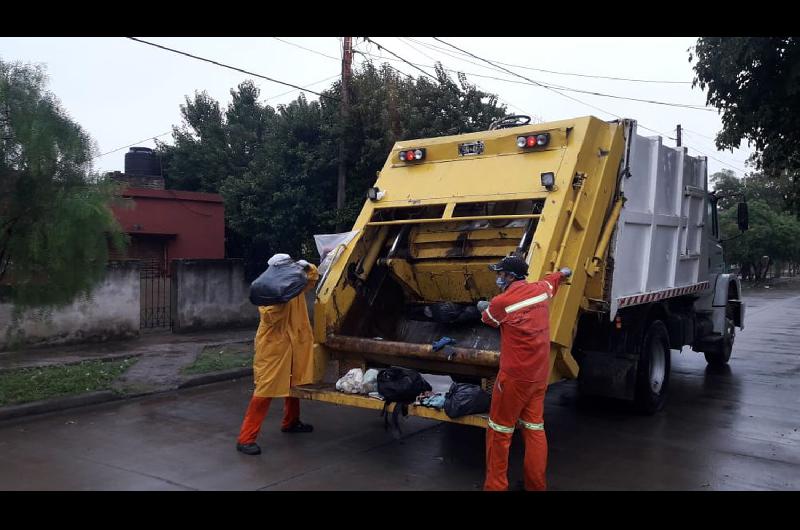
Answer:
[
  {"xmin": 484, "ymin": 372, "xmax": 548, "ymax": 491},
  {"xmin": 237, "ymin": 396, "xmax": 300, "ymax": 444}
]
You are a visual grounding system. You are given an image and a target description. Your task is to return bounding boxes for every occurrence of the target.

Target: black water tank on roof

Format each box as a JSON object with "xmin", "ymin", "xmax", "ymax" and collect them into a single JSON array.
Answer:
[{"xmin": 125, "ymin": 147, "xmax": 161, "ymax": 176}]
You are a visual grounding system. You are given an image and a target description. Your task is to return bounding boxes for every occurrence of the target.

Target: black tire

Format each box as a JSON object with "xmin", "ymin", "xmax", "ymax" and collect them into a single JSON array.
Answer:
[
  {"xmin": 704, "ymin": 316, "xmax": 735, "ymax": 366},
  {"xmin": 635, "ymin": 320, "xmax": 671, "ymax": 414}
]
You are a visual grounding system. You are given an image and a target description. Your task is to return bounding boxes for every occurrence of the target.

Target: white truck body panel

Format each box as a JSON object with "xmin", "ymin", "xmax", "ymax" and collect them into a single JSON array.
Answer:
[{"xmin": 609, "ymin": 122, "xmax": 711, "ymax": 319}]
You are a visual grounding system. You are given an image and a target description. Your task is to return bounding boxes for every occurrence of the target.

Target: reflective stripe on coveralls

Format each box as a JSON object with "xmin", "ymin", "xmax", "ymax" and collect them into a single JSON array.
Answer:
[
  {"xmin": 488, "ymin": 418, "xmax": 515, "ymax": 434},
  {"xmin": 517, "ymin": 419, "xmax": 544, "ymax": 430},
  {"xmin": 484, "ymin": 307, "xmax": 501, "ymax": 326},
  {"xmin": 504, "ymin": 292, "xmax": 549, "ymax": 313}
]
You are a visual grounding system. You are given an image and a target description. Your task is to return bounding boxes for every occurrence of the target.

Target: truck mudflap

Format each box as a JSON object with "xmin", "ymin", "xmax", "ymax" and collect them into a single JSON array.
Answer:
[{"xmin": 575, "ymin": 349, "xmax": 638, "ymax": 400}]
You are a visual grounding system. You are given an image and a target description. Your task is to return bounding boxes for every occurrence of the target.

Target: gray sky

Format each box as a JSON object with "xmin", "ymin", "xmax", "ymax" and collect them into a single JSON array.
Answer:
[{"xmin": 0, "ymin": 37, "xmax": 753, "ymax": 177}]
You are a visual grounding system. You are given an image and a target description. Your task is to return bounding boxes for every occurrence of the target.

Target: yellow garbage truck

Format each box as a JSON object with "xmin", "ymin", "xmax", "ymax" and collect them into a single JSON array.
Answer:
[{"xmin": 290, "ymin": 115, "xmax": 747, "ymax": 423}]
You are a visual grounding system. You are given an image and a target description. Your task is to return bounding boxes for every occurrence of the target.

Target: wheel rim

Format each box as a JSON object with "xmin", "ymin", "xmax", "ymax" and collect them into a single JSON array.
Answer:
[{"xmin": 649, "ymin": 338, "xmax": 666, "ymax": 394}]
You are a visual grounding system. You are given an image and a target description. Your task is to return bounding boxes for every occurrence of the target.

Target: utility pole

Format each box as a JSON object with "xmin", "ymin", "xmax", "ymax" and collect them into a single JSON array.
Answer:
[
  {"xmin": 336, "ymin": 37, "xmax": 353, "ymax": 232},
  {"xmin": 676, "ymin": 124, "xmax": 682, "ymax": 147}
]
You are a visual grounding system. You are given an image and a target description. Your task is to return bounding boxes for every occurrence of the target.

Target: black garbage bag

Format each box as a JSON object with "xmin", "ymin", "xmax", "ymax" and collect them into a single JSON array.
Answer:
[
  {"xmin": 419, "ymin": 302, "xmax": 482, "ymax": 324},
  {"xmin": 377, "ymin": 367, "xmax": 432, "ymax": 438},
  {"xmin": 249, "ymin": 261, "xmax": 308, "ymax": 306},
  {"xmin": 444, "ymin": 382, "xmax": 491, "ymax": 418}
]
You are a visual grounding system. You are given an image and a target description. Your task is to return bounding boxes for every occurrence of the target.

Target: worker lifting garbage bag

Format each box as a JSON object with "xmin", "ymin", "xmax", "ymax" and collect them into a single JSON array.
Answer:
[{"xmin": 236, "ymin": 254, "xmax": 319, "ymax": 456}]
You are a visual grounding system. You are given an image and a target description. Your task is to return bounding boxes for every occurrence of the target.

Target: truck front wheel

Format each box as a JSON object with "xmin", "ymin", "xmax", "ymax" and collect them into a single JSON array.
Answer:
[
  {"xmin": 704, "ymin": 316, "xmax": 735, "ymax": 366},
  {"xmin": 635, "ymin": 320, "xmax": 671, "ymax": 414}
]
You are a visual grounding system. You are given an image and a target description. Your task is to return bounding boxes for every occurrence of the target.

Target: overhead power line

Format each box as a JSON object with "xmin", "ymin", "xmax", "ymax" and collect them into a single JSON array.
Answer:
[
  {"xmin": 430, "ymin": 38, "xmax": 749, "ymax": 174},
  {"xmin": 271, "ymin": 37, "xmax": 340, "ymax": 61},
  {"xmin": 427, "ymin": 38, "xmax": 711, "ymax": 111},
  {"xmin": 353, "ymin": 45, "xmax": 538, "ymax": 123},
  {"xmin": 357, "ymin": 49, "xmax": 710, "ymax": 111},
  {"xmin": 681, "ymin": 130, "xmax": 749, "ymax": 166},
  {"xmin": 264, "ymin": 73, "xmax": 341, "ymax": 101},
  {"xmin": 397, "ymin": 37, "xmax": 439, "ymax": 63},
  {"xmin": 93, "ymin": 131, "xmax": 172, "ymax": 160},
  {"xmin": 126, "ymin": 37, "xmax": 340, "ymax": 102},
  {"xmin": 266, "ymin": 36, "xmax": 707, "ymax": 114},
  {"xmin": 685, "ymin": 145, "xmax": 748, "ymax": 174},
  {"xmin": 94, "ymin": 73, "xmax": 340, "ymax": 163},
  {"xmin": 364, "ymin": 37, "xmax": 439, "ymax": 82},
  {"xmin": 681, "ymin": 127, "xmax": 719, "ymax": 142},
  {"xmin": 406, "ymin": 37, "xmax": 692, "ymax": 85}
]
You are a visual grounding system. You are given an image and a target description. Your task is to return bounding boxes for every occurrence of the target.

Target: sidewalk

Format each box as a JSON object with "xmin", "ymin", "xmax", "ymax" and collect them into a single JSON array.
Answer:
[{"xmin": 0, "ymin": 327, "xmax": 256, "ymax": 421}]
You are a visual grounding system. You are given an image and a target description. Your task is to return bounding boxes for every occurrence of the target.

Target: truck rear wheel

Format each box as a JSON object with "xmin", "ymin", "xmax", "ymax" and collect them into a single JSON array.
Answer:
[
  {"xmin": 635, "ymin": 320, "xmax": 671, "ymax": 414},
  {"xmin": 704, "ymin": 317, "xmax": 734, "ymax": 366}
]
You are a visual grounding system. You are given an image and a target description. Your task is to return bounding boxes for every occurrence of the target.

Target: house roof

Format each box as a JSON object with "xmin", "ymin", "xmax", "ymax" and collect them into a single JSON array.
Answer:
[{"xmin": 120, "ymin": 187, "xmax": 224, "ymax": 203}]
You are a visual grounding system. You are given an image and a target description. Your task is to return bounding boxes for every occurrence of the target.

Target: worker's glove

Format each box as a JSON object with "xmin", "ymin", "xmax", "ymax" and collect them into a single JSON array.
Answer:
[
  {"xmin": 559, "ymin": 267, "xmax": 573, "ymax": 278},
  {"xmin": 476, "ymin": 300, "xmax": 490, "ymax": 313},
  {"xmin": 296, "ymin": 259, "xmax": 311, "ymax": 270}
]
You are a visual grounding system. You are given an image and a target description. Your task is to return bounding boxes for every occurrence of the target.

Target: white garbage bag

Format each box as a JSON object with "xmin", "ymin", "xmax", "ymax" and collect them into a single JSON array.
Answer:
[
  {"xmin": 335, "ymin": 368, "xmax": 364, "ymax": 394},
  {"xmin": 314, "ymin": 231, "xmax": 359, "ymax": 279},
  {"xmin": 361, "ymin": 368, "xmax": 379, "ymax": 394}
]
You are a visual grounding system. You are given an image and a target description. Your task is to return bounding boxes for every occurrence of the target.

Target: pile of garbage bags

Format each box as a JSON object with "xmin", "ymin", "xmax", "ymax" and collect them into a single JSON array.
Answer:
[
  {"xmin": 335, "ymin": 368, "xmax": 380, "ymax": 397},
  {"xmin": 335, "ymin": 369, "xmax": 492, "ymax": 419}
]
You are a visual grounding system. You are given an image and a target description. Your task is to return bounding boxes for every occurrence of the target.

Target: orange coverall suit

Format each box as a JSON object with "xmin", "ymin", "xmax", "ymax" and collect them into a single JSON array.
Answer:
[
  {"xmin": 480, "ymin": 271, "xmax": 565, "ymax": 491},
  {"xmin": 237, "ymin": 264, "xmax": 319, "ymax": 444}
]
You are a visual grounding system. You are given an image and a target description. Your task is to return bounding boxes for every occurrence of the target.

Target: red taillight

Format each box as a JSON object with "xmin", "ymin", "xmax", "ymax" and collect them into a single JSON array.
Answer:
[
  {"xmin": 398, "ymin": 148, "xmax": 426, "ymax": 162},
  {"xmin": 517, "ymin": 132, "xmax": 551, "ymax": 150}
]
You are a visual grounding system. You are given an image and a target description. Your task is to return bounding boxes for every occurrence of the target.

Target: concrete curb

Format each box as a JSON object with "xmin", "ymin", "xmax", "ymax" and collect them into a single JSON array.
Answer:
[
  {"xmin": 0, "ymin": 390, "xmax": 122, "ymax": 422},
  {"xmin": 178, "ymin": 368, "xmax": 252, "ymax": 389}
]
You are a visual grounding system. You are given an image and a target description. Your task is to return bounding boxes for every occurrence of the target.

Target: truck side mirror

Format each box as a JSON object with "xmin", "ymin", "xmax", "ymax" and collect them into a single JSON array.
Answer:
[{"xmin": 737, "ymin": 202, "xmax": 749, "ymax": 232}]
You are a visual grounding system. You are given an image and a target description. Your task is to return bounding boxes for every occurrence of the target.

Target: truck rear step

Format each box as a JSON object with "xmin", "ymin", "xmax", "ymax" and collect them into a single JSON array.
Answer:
[{"xmin": 290, "ymin": 384, "xmax": 490, "ymax": 429}]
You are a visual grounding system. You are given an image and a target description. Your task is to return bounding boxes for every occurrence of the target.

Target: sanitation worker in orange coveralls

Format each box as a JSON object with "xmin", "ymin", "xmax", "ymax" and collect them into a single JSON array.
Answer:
[
  {"xmin": 478, "ymin": 255, "xmax": 571, "ymax": 490},
  {"xmin": 236, "ymin": 254, "xmax": 319, "ymax": 456}
]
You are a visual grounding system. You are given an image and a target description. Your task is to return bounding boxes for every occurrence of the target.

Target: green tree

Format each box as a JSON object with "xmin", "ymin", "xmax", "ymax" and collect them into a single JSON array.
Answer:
[
  {"xmin": 691, "ymin": 37, "xmax": 800, "ymax": 216},
  {"xmin": 711, "ymin": 169, "xmax": 791, "ymax": 211},
  {"xmin": 0, "ymin": 60, "xmax": 127, "ymax": 307},
  {"xmin": 713, "ymin": 170, "xmax": 800, "ymax": 279},
  {"xmin": 719, "ymin": 200, "xmax": 800, "ymax": 280},
  {"xmin": 220, "ymin": 93, "xmax": 335, "ymax": 277},
  {"xmin": 159, "ymin": 61, "xmax": 507, "ymax": 278}
]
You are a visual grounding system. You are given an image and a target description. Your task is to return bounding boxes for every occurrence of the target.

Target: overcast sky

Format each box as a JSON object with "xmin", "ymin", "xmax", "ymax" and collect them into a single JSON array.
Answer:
[{"xmin": 0, "ymin": 37, "xmax": 753, "ymax": 177}]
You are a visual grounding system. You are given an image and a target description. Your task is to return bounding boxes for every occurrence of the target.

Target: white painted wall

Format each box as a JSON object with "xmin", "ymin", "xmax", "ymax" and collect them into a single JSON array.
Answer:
[
  {"xmin": 0, "ymin": 261, "xmax": 141, "ymax": 351},
  {"xmin": 172, "ymin": 259, "xmax": 257, "ymax": 332}
]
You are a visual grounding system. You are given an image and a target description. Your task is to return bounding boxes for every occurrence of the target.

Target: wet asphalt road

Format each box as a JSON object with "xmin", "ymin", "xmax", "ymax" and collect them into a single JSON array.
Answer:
[{"xmin": 1, "ymin": 284, "xmax": 798, "ymax": 490}]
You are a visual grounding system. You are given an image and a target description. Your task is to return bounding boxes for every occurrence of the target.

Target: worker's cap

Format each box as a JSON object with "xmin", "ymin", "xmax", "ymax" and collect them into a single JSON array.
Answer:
[{"xmin": 489, "ymin": 256, "xmax": 528, "ymax": 279}]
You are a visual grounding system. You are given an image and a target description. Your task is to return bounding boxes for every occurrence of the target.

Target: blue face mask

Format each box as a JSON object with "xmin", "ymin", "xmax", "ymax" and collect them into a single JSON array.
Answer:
[{"xmin": 496, "ymin": 276, "xmax": 509, "ymax": 291}]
